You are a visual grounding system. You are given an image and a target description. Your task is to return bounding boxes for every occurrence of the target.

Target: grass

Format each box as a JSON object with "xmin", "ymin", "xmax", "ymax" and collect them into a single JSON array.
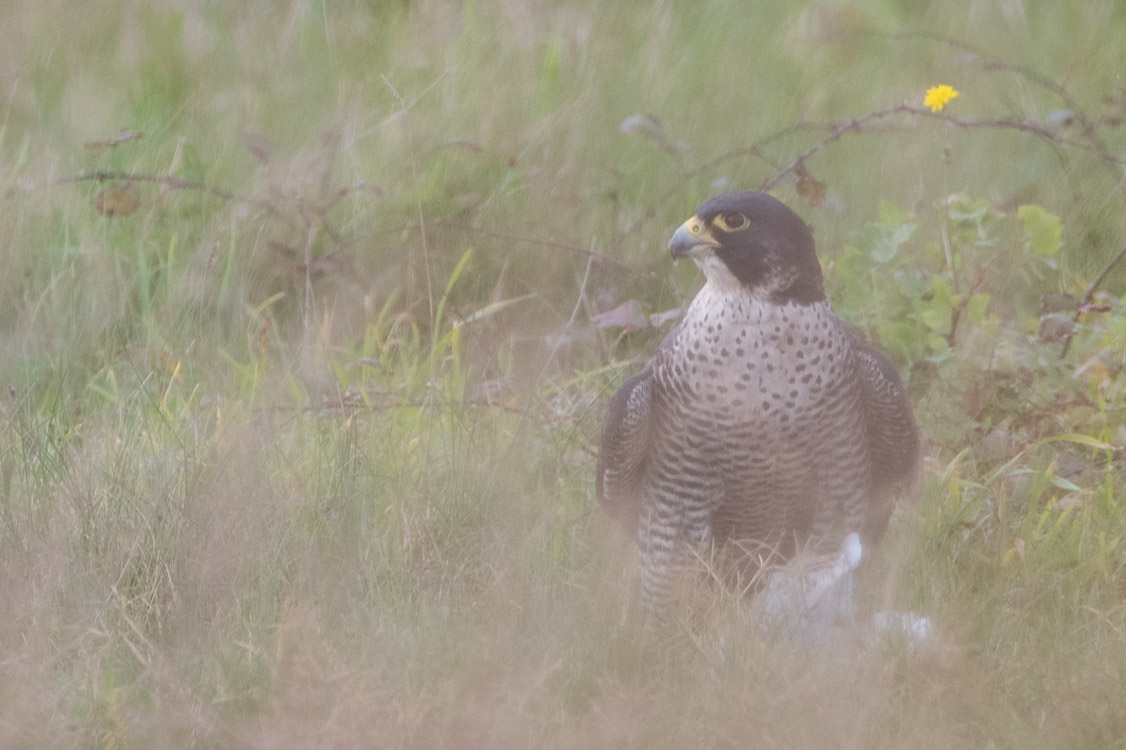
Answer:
[{"xmin": 2, "ymin": 1, "xmax": 1126, "ymax": 747}]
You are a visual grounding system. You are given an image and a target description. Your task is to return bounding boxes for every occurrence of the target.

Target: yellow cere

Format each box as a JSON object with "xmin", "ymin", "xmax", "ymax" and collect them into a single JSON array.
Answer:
[{"xmin": 924, "ymin": 84, "xmax": 959, "ymax": 113}]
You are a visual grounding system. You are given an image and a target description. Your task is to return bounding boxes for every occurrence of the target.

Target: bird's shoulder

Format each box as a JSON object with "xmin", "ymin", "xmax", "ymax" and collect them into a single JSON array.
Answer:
[{"xmin": 845, "ymin": 327, "xmax": 910, "ymax": 398}]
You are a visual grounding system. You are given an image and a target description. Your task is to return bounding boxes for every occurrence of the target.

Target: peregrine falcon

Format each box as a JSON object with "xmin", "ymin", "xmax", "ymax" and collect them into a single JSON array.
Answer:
[{"xmin": 597, "ymin": 191, "xmax": 920, "ymax": 625}]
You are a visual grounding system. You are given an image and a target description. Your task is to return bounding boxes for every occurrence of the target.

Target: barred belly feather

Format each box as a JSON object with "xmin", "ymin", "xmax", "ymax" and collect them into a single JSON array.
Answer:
[{"xmin": 652, "ymin": 291, "xmax": 867, "ymax": 570}]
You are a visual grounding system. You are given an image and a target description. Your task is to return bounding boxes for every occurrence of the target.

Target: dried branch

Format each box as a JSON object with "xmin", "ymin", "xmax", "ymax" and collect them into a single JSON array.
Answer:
[
  {"xmin": 8, "ymin": 169, "xmax": 288, "ymax": 219},
  {"xmin": 761, "ymin": 106, "xmax": 1126, "ymax": 191},
  {"xmin": 1060, "ymin": 245, "xmax": 1126, "ymax": 357},
  {"xmin": 626, "ymin": 100, "xmax": 1125, "ymax": 247},
  {"xmin": 884, "ymin": 31, "xmax": 1109, "ymax": 153}
]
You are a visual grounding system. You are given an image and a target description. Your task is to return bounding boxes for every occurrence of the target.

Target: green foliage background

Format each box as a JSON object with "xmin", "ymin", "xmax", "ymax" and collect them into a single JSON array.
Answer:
[{"xmin": 1, "ymin": 1, "xmax": 1126, "ymax": 747}]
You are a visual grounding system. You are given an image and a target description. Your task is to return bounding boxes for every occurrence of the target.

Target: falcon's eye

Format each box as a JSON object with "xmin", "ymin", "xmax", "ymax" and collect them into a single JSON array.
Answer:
[{"xmin": 714, "ymin": 212, "xmax": 749, "ymax": 232}]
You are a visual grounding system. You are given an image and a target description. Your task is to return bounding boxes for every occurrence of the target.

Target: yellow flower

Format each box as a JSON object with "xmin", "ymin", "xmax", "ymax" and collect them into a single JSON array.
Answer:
[{"xmin": 924, "ymin": 85, "xmax": 959, "ymax": 113}]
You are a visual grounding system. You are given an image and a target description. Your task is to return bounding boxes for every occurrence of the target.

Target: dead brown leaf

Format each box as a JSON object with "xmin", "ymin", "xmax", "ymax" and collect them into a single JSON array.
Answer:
[
  {"xmin": 84, "ymin": 130, "xmax": 143, "ymax": 151},
  {"xmin": 94, "ymin": 184, "xmax": 141, "ymax": 216},
  {"xmin": 593, "ymin": 300, "xmax": 681, "ymax": 332},
  {"xmin": 795, "ymin": 161, "xmax": 827, "ymax": 208}
]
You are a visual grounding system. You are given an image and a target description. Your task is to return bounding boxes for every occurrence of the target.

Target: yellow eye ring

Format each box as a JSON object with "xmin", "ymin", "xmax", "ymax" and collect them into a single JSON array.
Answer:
[{"xmin": 713, "ymin": 212, "xmax": 749, "ymax": 232}]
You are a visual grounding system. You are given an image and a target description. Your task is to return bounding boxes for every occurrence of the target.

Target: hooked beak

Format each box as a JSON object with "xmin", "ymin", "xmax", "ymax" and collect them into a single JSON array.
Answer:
[{"xmin": 668, "ymin": 215, "xmax": 720, "ymax": 259}]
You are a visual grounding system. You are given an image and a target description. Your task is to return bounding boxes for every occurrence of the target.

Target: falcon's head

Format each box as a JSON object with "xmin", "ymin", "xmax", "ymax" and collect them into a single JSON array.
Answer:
[{"xmin": 668, "ymin": 191, "xmax": 825, "ymax": 304}]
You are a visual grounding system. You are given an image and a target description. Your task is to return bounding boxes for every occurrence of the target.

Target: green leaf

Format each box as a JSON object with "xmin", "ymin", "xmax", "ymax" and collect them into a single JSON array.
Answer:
[
  {"xmin": 1018, "ymin": 204, "xmax": 1062, "ymax": 256},
  {"xmin": 444, "ymin": 246, "xmax": 474, "ymax": 296},
  {"xmin": 434, "ymin": 247, "xmax": 473, "ymax": 342},
  {"xmin": 920, "ymin": 306, "xmax": 948, "ymax": 331},
  {"xmin": 877, "ymin": 200, "xmax": 910, "ymax": 226},
  {"xmin": 931, "ymin": 277, "xmax": 953, "ymax": 307},
  {"xmin": 926, "ymin": 333, "xmax": 949, "ymax": 355},
  {"xmin": 948, "ymin": 198, "xmax": 989, "ymax": 222},
  {"xmin": 1048, "ymin": 475, "xmax": 1082, "ymax": 492},
  {"xmin": 892, "ymin": 222, "xmax": 917, "ymax": 248},
  {"xmin": 858, "ymin": 222, "xmax": 917, "ymax": 263},
  {"xmin": 967, "ymin": 293, "xmax": 990, "ymax": 326},
  {"xmin": 876, "ymin": 320, "xmax": 923, "ymax": 361},
  {"xmin": 1036, "ymin": 433, "xmax": 1114, "ymax": 452}
]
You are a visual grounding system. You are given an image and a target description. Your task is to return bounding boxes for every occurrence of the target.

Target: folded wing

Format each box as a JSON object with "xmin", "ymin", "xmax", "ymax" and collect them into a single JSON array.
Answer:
[
  {"xmin": 596, "ymin": 366, "xmax": 655, "ymax": 536},
  {"xmin": 854, "ymin": 341, "xmax": 922, "ymax": 544}
]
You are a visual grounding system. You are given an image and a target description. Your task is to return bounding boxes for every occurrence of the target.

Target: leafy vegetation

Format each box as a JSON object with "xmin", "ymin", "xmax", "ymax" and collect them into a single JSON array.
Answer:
[{"xmin": 2, "ymin": 1, "xmax": 1126, "ymax": 747}]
